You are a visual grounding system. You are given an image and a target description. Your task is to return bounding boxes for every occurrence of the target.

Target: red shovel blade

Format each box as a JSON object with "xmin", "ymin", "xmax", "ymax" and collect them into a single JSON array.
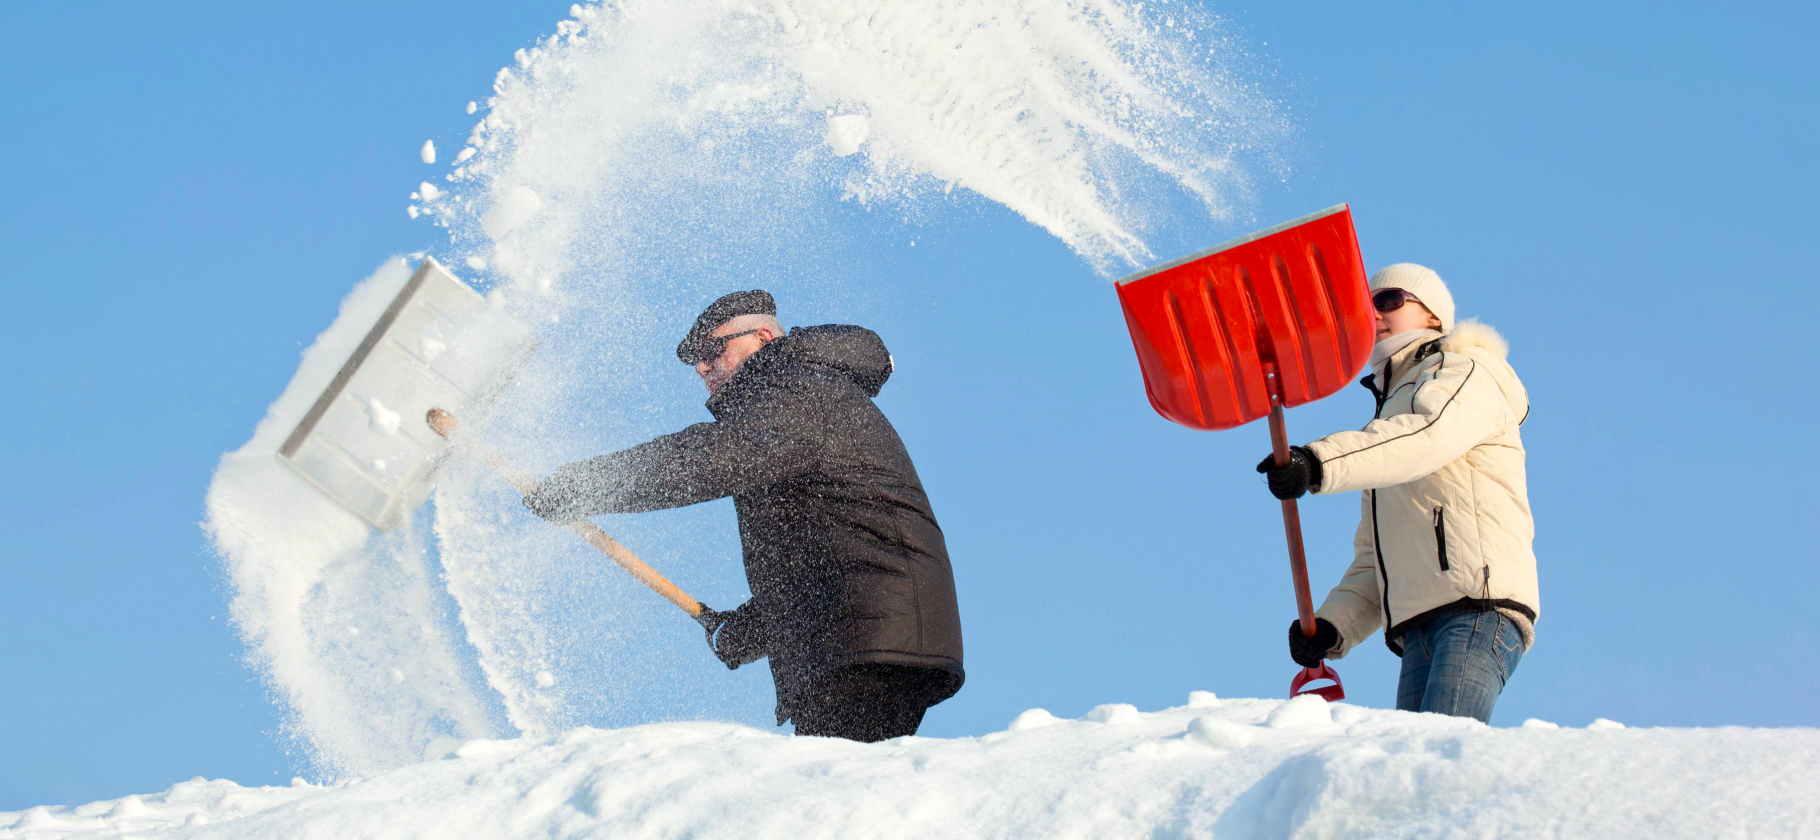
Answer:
[
  {"xmin": 1290, "ymin": 662, "xmax": 1345, "ymax": 702},
  {"xmin": 1114, "ymin": 205, "xmax": 1373, "ymax": 431},
  {"xmin": 1115, "ymin": 206, "xmax": 1369, "ymax": 707}
]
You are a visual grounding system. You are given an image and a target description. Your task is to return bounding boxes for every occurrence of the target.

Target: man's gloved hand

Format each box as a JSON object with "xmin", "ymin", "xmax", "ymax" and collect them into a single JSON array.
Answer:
[
  {"xmin": 1256, "ymin": 446, "xmax": 1323, "ymax": 500},
  {"xmin": 694, "ymin": 604, "xmax": 767, "ymax": 670},
  {"xmin": 521, "ymin": 482, "xmax": 572, "ymax": 522},
  {"xmin": 521, "ymin": 464, "xmax": 590, "ymax": 523},
  {"xmin": 694, "ymin": 606, "xmax": 729, "ymax": 652},
  {"xmin": 1287, "ymin": 618, "xmax": 1340, "ymax": 669}
]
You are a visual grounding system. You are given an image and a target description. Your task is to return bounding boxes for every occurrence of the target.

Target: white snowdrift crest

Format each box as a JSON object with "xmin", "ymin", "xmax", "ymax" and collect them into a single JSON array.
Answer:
[{"xmin": 7, "ymin": 698, "xmax": 1816, "ymax": 839}]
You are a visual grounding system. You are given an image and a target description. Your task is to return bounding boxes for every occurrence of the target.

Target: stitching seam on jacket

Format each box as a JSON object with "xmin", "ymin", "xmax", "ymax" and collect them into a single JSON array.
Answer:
[{"xmin": 1323, "ymin": 353, "xmax": 1478, "ymax": 465}]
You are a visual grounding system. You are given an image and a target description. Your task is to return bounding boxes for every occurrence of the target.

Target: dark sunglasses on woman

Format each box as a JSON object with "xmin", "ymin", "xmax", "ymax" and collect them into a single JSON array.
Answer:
[{"xmin": 1372, "ymin": 287, "xmax": 1426, "ymax": 314}]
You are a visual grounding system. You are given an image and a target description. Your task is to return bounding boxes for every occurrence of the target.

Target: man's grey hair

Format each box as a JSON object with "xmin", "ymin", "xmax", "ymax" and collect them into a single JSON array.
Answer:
[{"xmin": 721, "ymin": 312, "xmax": 784, "ymax": 337}]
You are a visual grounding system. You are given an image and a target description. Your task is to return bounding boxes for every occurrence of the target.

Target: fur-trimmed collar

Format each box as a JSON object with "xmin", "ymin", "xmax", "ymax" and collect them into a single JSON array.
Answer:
[
  {"xmin": 1367, "ymin": 318, "xmax": 1525, "ymax": 421},
  {"xmin": 1442, "ymin": 319, "xmax": 1527, "ymax": 421},
  {"xmin": 1440, "ymin": 319, "xmax": 1509, "ymax": 360}
]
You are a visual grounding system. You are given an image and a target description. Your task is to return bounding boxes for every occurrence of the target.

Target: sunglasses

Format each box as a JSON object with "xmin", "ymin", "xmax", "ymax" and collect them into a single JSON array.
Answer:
[
  {"xmin": 1372, "ymin": 288, "xmax": 1425, "ymax": 314},
  {"xmin": 682, "ymin": 329, "xmax": 761, "ymax": 365}
]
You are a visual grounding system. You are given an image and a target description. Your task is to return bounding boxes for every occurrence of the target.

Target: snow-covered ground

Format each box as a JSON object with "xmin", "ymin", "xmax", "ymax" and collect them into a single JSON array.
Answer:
[{"xmin": 8, "ymin": 695, "xmax": 1816, "ymax": 839}]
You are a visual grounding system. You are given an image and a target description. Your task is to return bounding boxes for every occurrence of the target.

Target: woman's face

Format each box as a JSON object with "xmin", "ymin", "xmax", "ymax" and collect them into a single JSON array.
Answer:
[{"xmin": 1374, "ymin": 296, "xmax": 1441, "ymax": 339}]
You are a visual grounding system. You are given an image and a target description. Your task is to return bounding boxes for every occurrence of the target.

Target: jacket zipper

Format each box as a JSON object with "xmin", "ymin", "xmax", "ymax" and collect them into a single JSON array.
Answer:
[
  {"xmin": 1433, "ymin": 506, "xmax": 1450, "ymax": 571},
  {"xmin": 1371, "ymin": 490, "xmax": 1391, "ymax": 631},
  {"xmin": 1373, "ymin": 359, "xmax": 1393, "ymax": 418},
  {"xmin": 1369, "ymin": 358, "xmax": 1396, "ymax": 635}
]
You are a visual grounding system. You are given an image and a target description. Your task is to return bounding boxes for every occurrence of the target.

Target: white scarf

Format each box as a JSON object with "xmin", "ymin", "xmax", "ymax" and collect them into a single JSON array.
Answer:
[{"xmin": 1369, "ymin": 329, "xmax": 1443, "ymax": 390}]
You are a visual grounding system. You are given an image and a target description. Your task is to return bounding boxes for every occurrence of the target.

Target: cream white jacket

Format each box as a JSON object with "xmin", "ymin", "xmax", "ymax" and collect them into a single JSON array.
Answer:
[{"xmin": 1305, "ymin": 320, "xmax": 1538, "ymax": 657}]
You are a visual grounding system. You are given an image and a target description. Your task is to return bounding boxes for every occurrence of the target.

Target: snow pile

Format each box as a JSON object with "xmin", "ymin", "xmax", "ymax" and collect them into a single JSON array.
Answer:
[
  {"xmin": 7, "ymin": 698, "xmax": 1816, "ymax": 839},
  {"xmin": 204, "ymin": 0, "xmax": 1294, "ymax": 784}
]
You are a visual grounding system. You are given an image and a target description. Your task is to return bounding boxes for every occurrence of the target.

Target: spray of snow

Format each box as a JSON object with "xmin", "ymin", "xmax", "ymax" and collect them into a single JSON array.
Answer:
[
  {"xmin": 205, "ymin": 0, "xmax": 1293, "ymax": 782},
  {"xmin": 430, "ymin": 0, "xmax": 1289, "ymax": 276},
  {"xmin": 823, "ymin": 114, "xmax": 869, "ymax": 157},
  {"xmin": 415, "ymin": 0, "xmax": 1292, "ymax": 748},
  {"xmin": 421, "ymin": 140, "xmax": 437, "ymax": 164},
  {"xmin": 202, "ymin": 259, "xmax": 499, "ymax": 776},
  {"xmin": 7, "ymin": 698, "xmax": 1816, "ymax": 839},
  {"xmin": 479, "ymin": 185, "xmax": 544, "ymax": 241}
]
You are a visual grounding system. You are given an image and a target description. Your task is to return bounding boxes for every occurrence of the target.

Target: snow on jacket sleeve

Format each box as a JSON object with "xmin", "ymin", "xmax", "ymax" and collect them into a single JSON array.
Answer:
[
  {"xmin": 525, "ymin": 393, "xmax": 821, "ymax": 520},
  {"xmin": 1313, "ymin": 503, "xmax": 1385, "ymax": 659},
  {"xmin": 1305, "ymin": 351, "xmax": 1503, "ymax": 494}
]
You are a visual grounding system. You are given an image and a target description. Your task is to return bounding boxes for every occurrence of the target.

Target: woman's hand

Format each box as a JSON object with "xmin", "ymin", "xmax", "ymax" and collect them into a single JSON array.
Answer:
[
  {"xmin": 1256, "ymin": 446, "xmax": 1323, "ymax": 499},
  {"xmin": 1288, "ymin": 618, "xmax": 1340, "ymax": 668}
]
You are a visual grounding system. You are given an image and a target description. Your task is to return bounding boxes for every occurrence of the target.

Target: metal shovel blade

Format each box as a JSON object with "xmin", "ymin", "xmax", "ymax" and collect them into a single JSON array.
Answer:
[
  {"xmin": 1114, "ymin": 205, "xmax": 1373, "ymax": 431},
  {"xmin": 278, "ymin": 258, "xmax": 533, "ymax": 529}
]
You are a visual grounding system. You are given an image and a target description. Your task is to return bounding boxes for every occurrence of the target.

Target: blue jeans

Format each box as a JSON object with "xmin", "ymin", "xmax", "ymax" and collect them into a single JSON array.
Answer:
[{"xmin": 1395, "ymin": 605, "xmax": 1525, "ymax": 723}]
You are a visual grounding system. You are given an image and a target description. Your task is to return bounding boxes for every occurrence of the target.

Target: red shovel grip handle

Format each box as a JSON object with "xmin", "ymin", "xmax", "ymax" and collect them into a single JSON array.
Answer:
[{"xmin": 1291, "ymin": 662, "xmax": 1345, "ymax": 702}]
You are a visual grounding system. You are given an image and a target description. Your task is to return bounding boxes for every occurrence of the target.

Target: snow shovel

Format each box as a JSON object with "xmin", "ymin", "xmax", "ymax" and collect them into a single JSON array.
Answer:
[
  {"xmin": 1114, "ymin": 204, "xmax": 1374, "ymax": 702},
  {"xmin": 426, "ymin": 408, "xmax": 706, "ymax": 620},
  {"xmin": 279, "ymin": 258, "xmax": 533, "ymax": 529}
]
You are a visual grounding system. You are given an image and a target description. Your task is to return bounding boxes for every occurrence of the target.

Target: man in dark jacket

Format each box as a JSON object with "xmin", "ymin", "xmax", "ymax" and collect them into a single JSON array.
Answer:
[{"xmin": 522, "ymin": 290, "xmax": 963, "ymax": 742}]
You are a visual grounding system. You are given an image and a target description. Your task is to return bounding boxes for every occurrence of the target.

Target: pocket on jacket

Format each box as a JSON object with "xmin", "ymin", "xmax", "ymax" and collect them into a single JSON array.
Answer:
[{"xmin": 1432, "ymin": 506, "xmax": 1450, "ymax": 572}]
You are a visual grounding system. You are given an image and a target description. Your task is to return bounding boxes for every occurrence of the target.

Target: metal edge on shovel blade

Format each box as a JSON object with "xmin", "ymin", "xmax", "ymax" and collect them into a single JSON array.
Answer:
[{"xmin": 1115, "ymin": 204, "xmax": 1350, "ymax": 287}]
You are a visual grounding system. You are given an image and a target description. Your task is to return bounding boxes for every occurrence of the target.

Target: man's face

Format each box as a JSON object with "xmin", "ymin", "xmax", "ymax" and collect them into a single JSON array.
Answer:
[{"xmin": 695, "ymin": 320, "xmax": 774, "ymax": 395}]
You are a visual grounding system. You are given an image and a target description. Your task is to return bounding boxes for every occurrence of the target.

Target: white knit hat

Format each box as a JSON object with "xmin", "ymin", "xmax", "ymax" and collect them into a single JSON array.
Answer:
[{"xmin": 1370, "ymin": 263, "xmax": 1455, "ymax": 334}]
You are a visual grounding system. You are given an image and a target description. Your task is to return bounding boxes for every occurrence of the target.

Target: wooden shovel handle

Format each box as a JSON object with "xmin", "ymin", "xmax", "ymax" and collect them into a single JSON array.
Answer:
[
  {"xmin": 427, "ymin": 409, "xmax": 705, "ymax": 617},
  {"xmin": 1261, "ymin": 367, "xmax": 1318, "ymax": 640},
  {"xmin": 1265, "ymin": 366, "xmax": 1341, "ymax": 701},
  {"xmin": 1269, "ymin": 402, "xmax": 1318, "ymax": 640}
]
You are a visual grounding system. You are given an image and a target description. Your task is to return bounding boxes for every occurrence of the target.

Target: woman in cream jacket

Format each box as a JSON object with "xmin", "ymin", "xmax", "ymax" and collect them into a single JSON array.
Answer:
[{"xmin": 1257, "ymin": 263, "xmax": 1537, "ymax": 723}]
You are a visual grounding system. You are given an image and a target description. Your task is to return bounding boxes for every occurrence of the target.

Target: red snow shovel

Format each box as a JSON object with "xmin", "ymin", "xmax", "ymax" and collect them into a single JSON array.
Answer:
[{"xmin": 1115, "ymin": 204, "xmax": 1373, "ymax": 702}]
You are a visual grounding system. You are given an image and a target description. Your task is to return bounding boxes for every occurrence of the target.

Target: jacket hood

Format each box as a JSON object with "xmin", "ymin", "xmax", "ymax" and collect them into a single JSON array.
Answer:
[
  {"xmin": 712, "ymin": 324, "xmax": 893, "ymax": 408},
  {"xmin": 774, "ymin": 325, "xmax": 894, "ymax": 396},
  {"xmin": 1441, "ymin": 319, "xmax": 1528, "ymax": 422}
]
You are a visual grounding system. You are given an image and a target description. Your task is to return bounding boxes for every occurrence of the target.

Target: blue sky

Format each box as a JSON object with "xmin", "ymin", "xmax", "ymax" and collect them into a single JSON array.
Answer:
[{"xmin": 2, "ymin": 0, "xmax": 1815, "ymax": 810}]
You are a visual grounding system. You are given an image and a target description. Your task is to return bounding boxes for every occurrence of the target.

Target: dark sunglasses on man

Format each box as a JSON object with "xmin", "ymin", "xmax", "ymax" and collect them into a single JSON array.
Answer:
[
  {"xmin": 1372, "ymin": 287, "xmax": 1426, "ymax": 314},
  {"xmin": 681, "ymin": 329, "xmax": 763, "ymax": 366}
]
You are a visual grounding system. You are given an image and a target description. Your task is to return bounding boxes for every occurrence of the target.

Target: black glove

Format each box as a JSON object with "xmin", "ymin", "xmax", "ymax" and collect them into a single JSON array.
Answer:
[
  {"xmin": 1287, "ymin": 618, "xmax": 1340, "ymax": 669},
  {"xmin": 694, "ymin": 604, "xmax": 767, "ymax": 670},
  {"xmin": 694, "ymin": 606, "xmax": 730, "ymax": 656},
  {"xmin": 1256, "ymin": 446, "xmax": 1323, "ymax": 500}
]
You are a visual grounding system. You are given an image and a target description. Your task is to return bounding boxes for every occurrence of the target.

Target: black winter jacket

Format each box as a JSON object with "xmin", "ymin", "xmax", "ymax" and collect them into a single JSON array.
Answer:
[{"xmin": 527, "ymin": 325, "xmax": 963, "ymax": 721}]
